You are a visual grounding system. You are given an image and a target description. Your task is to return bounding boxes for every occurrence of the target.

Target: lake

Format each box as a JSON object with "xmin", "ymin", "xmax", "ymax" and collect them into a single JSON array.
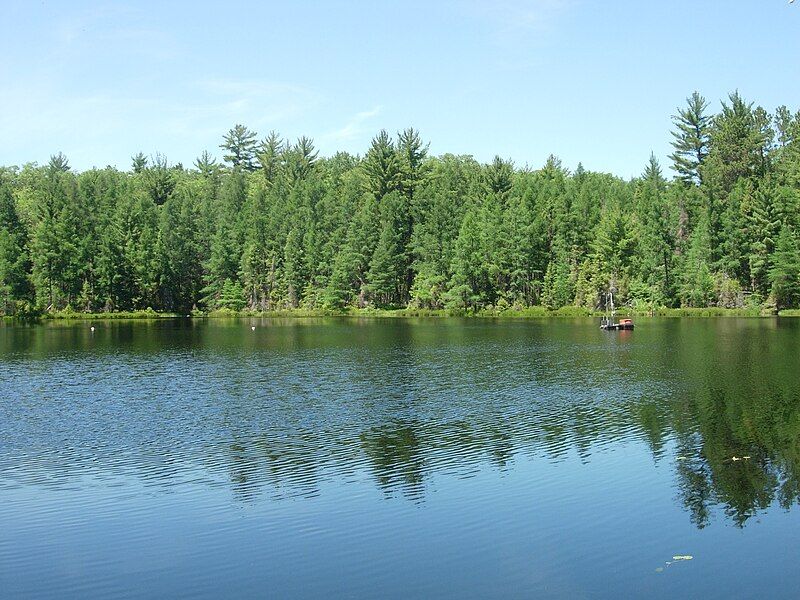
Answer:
[{"xmin": 1, "ymin": 317, "xmax": 799, "ymax": 599}]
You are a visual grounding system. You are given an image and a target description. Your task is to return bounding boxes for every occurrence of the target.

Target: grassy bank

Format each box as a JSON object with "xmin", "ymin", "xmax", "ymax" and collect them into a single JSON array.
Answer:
[
  {"xmin": 5, "ymin": 305, "xmax": 794, "ymax": 321},
  {"xmin": 42, "ymin": 308, "xmax": 183, "ymax": 320}
]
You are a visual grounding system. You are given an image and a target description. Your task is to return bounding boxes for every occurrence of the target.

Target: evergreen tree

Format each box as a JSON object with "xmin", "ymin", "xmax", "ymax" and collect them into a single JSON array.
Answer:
[
  {"xmin": 221, "ymin": 124, "xmax": 259, "ymax": 172},
  {"xmin": 49, "ymin": 152, "xmax": 70, "ymax": 173},
  {"xmin": 218, "ymin": 278, "xmax": 246, "ymax": 310},
  {"xmin": 410, "ymin": 155, "xmax": 478, "ymax": 308},
  {"xmin": 131, "ymin": 152, "xmax": 148, "ymax": 174},
  {"xmin": 203, "ymin": 170, "xmax": 247, "ymax": 307},
  {"xmin": 28, "ymin": 163, "xmax": 88, "ymax": 309},
  {"xmin": 679, "ymin": 213, "xmax": 715, "ymax": 307},
  {"xmin": 283, "ymin": 136, "xmax": 319, "ymax": 186},
  {"xmin": 141, "ymin": 153, "xmax": 176, "ymax": 206},
  {"xmin": 367, "ymin": 192, "xmax": 405, "ymax": 307},
  {"xmin": 774, "ymin": 106, "xmax": 796, "ymax": 149},
  {"xmin": 363, "ymin": 130, "xmax": 400, "ymax": 199},
  {"xmin": 324, "ymin": 194, "xmax": 379, "ymax": 308},
  {"xmin": 194, "ymin": 151, "xmax": 219, "ymax": 179},
  {"xmin": 635, "ymin": 154, "xmax": 674, "ymax": 304},
  {"xmin": 240, "ymin": 183, "xmax": 275, "ymax": 310},
  {"xmin": 257, "ymin": 131, "xmax": 284, "ymax": 186},
  {"xmin": 768, "ymin": 226, "xmax": 800, "ymax": 309},
  {"xmin": 158, "ymin": 187, "xmax": 204, "ymax": 311},
  {"xmin": 499, "ymin": 195, "xmax": 537, "ymax": 305},
  {"xmin": 592, "ymin": 204, "xmax": 636, "ymax": 289},
  {"xmin": 705, "ymin": 91, "xmax": 769, "ymax": 194},
  {"xmin": 397, "ymin": 127, "xmax": 429, "ymax": 202},
  {"xmin": 446, "ymin": 208, "xmax": 485, "ymax": 310},
  {"xmin": 670, "ymin": 92, "xmax": 710, "ymax": 185},
  {"xmin": 485, "ymin": 156, "xmax": 514, "ymax": 201},
  {"xmin": 0, "ymin": 174, "xmax": 30, "ymax": 312}
]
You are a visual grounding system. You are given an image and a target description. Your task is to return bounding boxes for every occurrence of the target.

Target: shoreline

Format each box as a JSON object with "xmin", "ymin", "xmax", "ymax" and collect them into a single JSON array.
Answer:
[{"xmin": 6, "ymin": 306, "xmax": 799, "ymax": 321}]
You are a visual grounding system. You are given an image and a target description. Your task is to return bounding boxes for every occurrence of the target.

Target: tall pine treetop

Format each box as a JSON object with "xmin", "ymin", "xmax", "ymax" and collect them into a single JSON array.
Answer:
[
  {"xmin": 221, "ymin": 124, "xmax": 259, "ymax": 172},
  {"xmin": 670, "ymin": 91, "xmax": 710, "ymax": 185}
]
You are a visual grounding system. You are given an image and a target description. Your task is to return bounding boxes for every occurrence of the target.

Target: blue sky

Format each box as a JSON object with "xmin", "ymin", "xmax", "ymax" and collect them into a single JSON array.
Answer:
[{"xmin": 1, "ymin": 0, "xmax": 798, "ymax": 178}]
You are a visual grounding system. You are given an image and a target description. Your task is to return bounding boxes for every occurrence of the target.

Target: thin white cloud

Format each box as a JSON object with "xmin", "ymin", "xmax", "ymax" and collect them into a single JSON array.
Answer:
[
  {"xmin": 186, "ymin": 78, "xmax": 322, "ymax": 133},
  {"xmin": 473, "ymin": 0, "xmax": 572, "ymax": 33},
  {"xmin": 323, "ymin": 106, "xmax": 383, "ymax": 143},
  {"xmin": 0, "ymin": 77, "xmax": 321, "ymax": 168},
  {"xmin": 50, "ymin": 5, "xmax": 179, "ymax": 61},
  {"xmin": 464, "ymin": 0, "xmax": 574, "ymax": 70}
]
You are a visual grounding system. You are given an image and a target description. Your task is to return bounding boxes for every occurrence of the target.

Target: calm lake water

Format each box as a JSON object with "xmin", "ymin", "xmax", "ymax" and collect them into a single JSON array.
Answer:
[{"xmin": 1, "ymin": 317, "xmax": 799, "ymax": 599}]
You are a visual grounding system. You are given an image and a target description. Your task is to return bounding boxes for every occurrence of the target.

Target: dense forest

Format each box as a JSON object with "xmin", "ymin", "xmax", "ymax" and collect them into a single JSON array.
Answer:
[{"xmin": 1, "ymin": 91, "xmax": 799, "ymax": 316}]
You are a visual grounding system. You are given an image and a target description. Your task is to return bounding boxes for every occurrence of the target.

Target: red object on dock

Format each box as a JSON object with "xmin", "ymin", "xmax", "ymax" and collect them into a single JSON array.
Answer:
[{"xmin": 601, "ymin": 318, "xmax": 634, "ymax": 331}]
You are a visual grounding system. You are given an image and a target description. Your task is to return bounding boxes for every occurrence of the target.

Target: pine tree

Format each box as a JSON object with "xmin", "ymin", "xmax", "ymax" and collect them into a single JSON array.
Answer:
[
  {"xmin": 240, "ymin": 184, "xmax": 274, "ymax": 310},
  {"xmin": 126, "ymin": 193, "xmax": 161, "ymax": 308},
  {"xmin": 744, "ymin": 182, "xmax": 780, "ymax": 294},
  {"xmin": 49, "ymin": 152, "xmax": 70, "ymax": 173},
  {"xmin": 311, "ymin": 162, "xmax": 361, "ymax": 300},
  {"xmin": 131, "ymin": 152, "xmax": 148, "ymax": 174},
  {"xmin": 218, "ymin": 278, "xmax": 246, "ymax": 311},
  {"xmin": 0, "ymin": 174, "xmax": 30, "ymax": 312},
  {"xmin": 542, "ymin": 246, "xmax": 574, "ymax": 309},
  {"xmin": 485, "ymin": 156, "xmax": 514, "ymax": 201},
  {"xmin": 704, "ymin": 91, "xmax": 770, "ymax": 195},
  {"xmin": 323, "ymin": 194, "xmax": 379, "ymax": 308},
  {"xmin": 499, "ymin": 195, "xmax": 536, "ymax": 306},
  {"xmin": 2, "ymin": 98, "xmax": 799, "ymax": 315},
  {"xmin": 257, "ymin": 131, "xmax": 284, "ymax": 186},
  {"xmin": 363, "ymin": 130, "xmax": 400, "ymax": 199},
  {"xmin": 409, "ymin": 156, "xmax": 478, "ymax": 308},
  {"xmin": 670, "ymin": 91, "xmax": 710, "ymax": 185},
  {"xmin": 446, "ymin": 208, "xmax": 485, "ymax": 310},
  {"xmin": 679, "ymin": 213, "xmax": 715, "ymax": 307},
  {"xmin": 283, "ymin": 221, "xmax": 309, "ymax": 308},
  {"xmin": 283, "ymin": 136, "xmax": 318, "ymax": 186},
  {"xmin": 367, "ymin": 192, "xmax": 405, "ymax": 307},
  {"xmin": 141, "ymin": 153, "xmax": 176, "ymax": 206},
  {"xmin": 194, "ymin": 151, "xmax": 219, "ymax": 179},
  {"xmin": 768, "ymin": 226, "xmax": 800, "ymax": 309},
  {"xmin": 28, "ymin": 163, "xmax": 88, "ymax": 310},
  {"xmin": 220, "ymin": 124, "xmax": 259, "ymax": 172},
  {"xmin": 592, "ymin": 205, "xmax": 636, "ymax": 287},
  {"xmin": 635, "ymin": 154, "xmax": 674, "ymax": 304},
  {"xmin": 396, "ymin": 128, "xmax": 429, "ymax": 302},
  {"xmin": 202, "ymin": 171, "xmax": 247, "ymax": 307},
  {"xmin": 397, "ymin": 127, "xmax": 429, "ymax": 202},
  {"xmin": 158, "ymin": 188, "xmax": 204, "ymax": 312}
]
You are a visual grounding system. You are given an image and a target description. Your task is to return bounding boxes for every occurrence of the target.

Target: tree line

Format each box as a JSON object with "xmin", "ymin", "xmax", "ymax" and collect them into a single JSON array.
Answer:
[{"xmin": 1, "ymin": 90, "xmax": 799, "ymax": 315}]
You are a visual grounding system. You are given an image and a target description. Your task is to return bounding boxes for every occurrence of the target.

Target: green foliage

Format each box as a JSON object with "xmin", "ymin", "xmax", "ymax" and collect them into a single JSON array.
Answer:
[
  {"xmin": 220, "ymin": 124, "xmax": 259, "ymax": 172},
  {"xmin": 670, "ymin": 91, "xmax": 710, "ymax": 185},
  {"xmin": 679, "ymin": 214, "xmax": 716, "ymax": 308},
  {"xmin": 0, "ymin": 173, "xmax": 30, "ymax": 313},
  {"xmin": 140, "ymin": 154, "xmax": 176, "ymax": 205},
  {"xmin": 446, "ymin": 208, "xmax": 484, "ymax": 310},
  {"xmin": 367, "ymin": 192, "xmax": 406, "ymax": 307},
  {"xmin": 769, "ymin": 226, "xmax": 800, "ymax": 309},
  {"xmin": 362, "ymin": 130, "xmax": 400, "ymax": 199},
  {"xmin": 3, "ymin": 95, "xmax": 800, "ymax": 317},
  {"xmin": 218, "ymin": 278, "xmax": 246, "ymax": 311}
]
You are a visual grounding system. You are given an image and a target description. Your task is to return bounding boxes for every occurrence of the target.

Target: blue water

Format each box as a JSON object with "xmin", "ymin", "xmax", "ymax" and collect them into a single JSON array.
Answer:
[{"xmin": 1, "ymin": 317, "xmax": 799, "ymax": 598}]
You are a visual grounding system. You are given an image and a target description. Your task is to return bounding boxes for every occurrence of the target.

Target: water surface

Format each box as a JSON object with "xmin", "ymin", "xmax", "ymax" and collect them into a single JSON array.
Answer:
[{"xmin": 1, "ymin": 317, "xmax": 799, "ymax": 598}]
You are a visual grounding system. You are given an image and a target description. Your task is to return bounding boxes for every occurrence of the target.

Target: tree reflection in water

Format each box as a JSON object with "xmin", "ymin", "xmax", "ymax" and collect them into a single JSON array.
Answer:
[{"xmin": 1, "ymin": 317, "xmax": 799, "ymax": 528}]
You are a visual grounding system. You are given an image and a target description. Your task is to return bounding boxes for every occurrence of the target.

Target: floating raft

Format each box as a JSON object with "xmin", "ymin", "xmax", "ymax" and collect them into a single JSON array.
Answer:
[{"xmin": 601, "ymin": 318, "xmax": 634, "ymax": 331}]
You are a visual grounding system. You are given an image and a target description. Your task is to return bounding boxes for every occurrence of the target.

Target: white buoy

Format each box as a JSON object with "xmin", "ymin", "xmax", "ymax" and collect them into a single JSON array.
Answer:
[
  {"xmin": 90, "ymin": 326, "xmax": 95, "ymax": 333},
  {"xmin": 251, "ymin": 326, "xmax": 256, "ymax": 331}
]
